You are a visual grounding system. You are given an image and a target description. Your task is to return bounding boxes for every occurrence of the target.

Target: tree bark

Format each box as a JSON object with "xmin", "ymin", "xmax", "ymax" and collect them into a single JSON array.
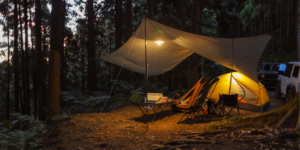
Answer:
[
  {"xmin": 19, "ymin": 0, "xmax": 26, "ymax": 115},
  {"xmin": 81, "ymin": 38, "xmax": 85, "ymax": 92},
  {"xmin": 147, "ymin": 0, "xmax": 153, "ymax": 19},
  {"xmin": 29, "ymin": 9, "xmax": 37, "ymax": 119},
  {"xmin": 179, "ymin": 0, "xmax": 186, "ymax": 90},
  {"xmin": 87, "ymin": 0, "xmax": 97, "ymax": 91},
  {"xmin": 24, "ymin": 0, "xmax": 30, "ymax": 115},
  {"xmin": 35, "ymin": 0, "xmax": 44, "ymax": 120},
  {"xmin": 125, "ymin": 0, "xmax": 132, "ymax": 83},
  {"xmin": 264, "ymin": 16, "xmax": 266, "ymax": 33},
  {"xmin": 271, "ymin": 2, "xmax": 275, "ymax": 52},
  {"xmin": 280, "ymin": 0, "xmax": 282, "ymax": 36},
  {"xmin": 287, "ymin": 0, "xmax": 290, "ymax": 45},
  {"xmin": 108, "ymin": 33, "xmax": 111, "ymax": 93},
  {"xmin": 60, "ymin": 0, "xmax": 66, "ymax": 91},
  {"xmin": 13, "ymin": 0, "xmax": 20, "ymax": 113},
  {"xmin": 114, "ymin": 0, "xmax": 122, "ymax": 79},
  {"xmin": 48, "ymin": 0, "xmax": 61, "ymax": 118},
  {"xmin": 6, "ymin": 9, "xmax": 10, "ymax": 120},
  {"xmin": 125, "ymin": 0, "xmax": 132, "ymax": 43},
  {"xmin": 296, "ymin": 0, "xmax": 300, "ymax": 61},
  {"xmin": 260, "ymin": 19, "xmax": 262, "ymax": 35},
  {"xmin": 188, "ymin": 0, "xmax": 201, "ymax": 89}
]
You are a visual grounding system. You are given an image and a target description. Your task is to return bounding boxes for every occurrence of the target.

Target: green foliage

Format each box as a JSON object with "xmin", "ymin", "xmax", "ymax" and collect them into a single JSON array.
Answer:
[
  {"xmin": 60, "ymin": 90, "xmax": 110, "ymax": 114},
  {"xmin": 129, "ymin": 93, "xmax": 142, "ymax": 103},
  {"xmin": 0, "ymin": 114, "xmax": 46, "ymax": 150}
]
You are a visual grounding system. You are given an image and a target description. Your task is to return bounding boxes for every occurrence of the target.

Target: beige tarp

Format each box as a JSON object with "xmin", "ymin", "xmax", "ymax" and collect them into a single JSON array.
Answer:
[{"xmin": 101, "ymin": 18, "xmax": 272, "ymax": 82}]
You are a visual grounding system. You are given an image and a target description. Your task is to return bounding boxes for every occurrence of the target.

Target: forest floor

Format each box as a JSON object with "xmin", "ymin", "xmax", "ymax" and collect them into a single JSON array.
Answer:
[{"xmin": 42, "ymin": 90, "xmax": 299, "ymax": 150}]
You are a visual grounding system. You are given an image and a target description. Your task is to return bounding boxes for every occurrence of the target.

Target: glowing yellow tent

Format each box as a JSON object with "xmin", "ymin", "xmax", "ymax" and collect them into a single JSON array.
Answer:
[{"xmin": 208, "ymin": 72, "xmax": 270, "ymax": 112}]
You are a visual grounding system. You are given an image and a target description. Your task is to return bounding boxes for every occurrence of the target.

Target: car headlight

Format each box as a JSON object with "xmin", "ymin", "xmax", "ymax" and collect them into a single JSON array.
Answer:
[{"xmin": 260, "ymin": 74, "xmax": 265, "ymax": 78}]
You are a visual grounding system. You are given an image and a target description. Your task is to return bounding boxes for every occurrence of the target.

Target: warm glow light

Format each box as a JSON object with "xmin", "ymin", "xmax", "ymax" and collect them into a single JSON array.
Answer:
[{"xmin": 155, "ymin": 41, "xmax": 164, "ymax": 45}]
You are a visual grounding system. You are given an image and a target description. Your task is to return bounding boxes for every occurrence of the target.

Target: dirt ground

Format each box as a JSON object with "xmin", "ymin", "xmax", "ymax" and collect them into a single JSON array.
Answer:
[{"xmin": 42, "ymin": 90, "xmax": 298, "ymax": 150}]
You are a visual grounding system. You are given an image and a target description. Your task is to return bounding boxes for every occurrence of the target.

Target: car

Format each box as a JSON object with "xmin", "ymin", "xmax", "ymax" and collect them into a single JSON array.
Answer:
[
  {"xmin": 258, "ymin": 63, "xmax": 286, "ymax": 86},
  {"xmin": 275, "ymin": 62, "xmax": 299, "ymax": 102}
]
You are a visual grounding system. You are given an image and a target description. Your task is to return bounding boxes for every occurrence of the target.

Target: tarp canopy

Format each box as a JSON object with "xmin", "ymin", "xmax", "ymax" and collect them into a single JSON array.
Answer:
[
  {"xmin": 101, "ymin": 18, "xmax": 272, "ymax": 82},
  {"xmin": 207, "ymin": 72, "xmax": 270, "ymax": 112}
]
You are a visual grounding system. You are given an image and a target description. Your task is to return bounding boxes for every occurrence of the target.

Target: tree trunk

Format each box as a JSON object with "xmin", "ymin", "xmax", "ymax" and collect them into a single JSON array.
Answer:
[
  {"xmin": 277, "ymin": 1, "xmax": 279, "ymax": 22},
  {"xmin": 13, "ymin": 0, "xmax": 20, "ymax": 113},
  {"xmin": 271, "ymin": 2, "xmax": 275, "ymax": 52},
  {"xmin": 64, "ymin": 46, "xmax": 67, "ymax": 90},
  {"xmin": 29, "ymin": 9, "xmax": 37, "ymax": 119},
  {"xmin": 19, "ymin": 0, "xmax": 26, "ymax": 115},
  {"xmin": 60, "ymin": 0, "xmax": 65, "ymax": 91},
  {"xmin": 264, "ymin": 16, "xmax": 266, "ymax": 33},
  {"xmin": 260, "ymin": 19, "xmax": 262, "ymax": 35},
  {"xmin": 188, "ymin": 0, "xmax": 201, "ymax": 89},
  {"xmin": 179, "ymin": 0, "xmax": 186, "ymax": 90},
  {"xmin": 35, "ymin": 0, "xmax": 44, "ymax": 120},
  {"xmin": 125, "ymin": 0, "xmax": 132, "ymax": 40},
  {"xmin": 6, "ymin": 12, "xmax": 10, "ymax": 120},
  {"xmin": 108, "ymin": 33, "xmax": 111, "ymax": 93},
  {"xmin": 280, "ymin": 0, "xmax": 282, "ymax": 36},
  {"xmin": 48, "ymin": 0, "xmax": 61, "ymax": 117},
  {"xmin": 125, "ymin": 0, "xmax": 132, "ymax": 83},
  {"xmin": 24, "ymin": 0, "xmax": 30, "ymax": 115},
  {"xmin": 87, "ymin": 0, "xmax": 97, "ymax": 91},
  {"xmin": 114, "ymin": 0, "xmax": 122, "ymax": 79},
  {"xmin": 287, "ymin": 0, "xmax": 290, "ymax": 45},
  {"xmin": 42, "ymin": 26, "xmax": 47, "ymax": 105},
  {"xmin": 81, "ymin": 39, "xmax": 85, "ymax": 92},
  {"xmin": 297, "ymin": 0, "xmax": 300, "ymax": 60},
  {"xmin": 147, "ymin": 0, "xmax": 153, "ymax": 19}
]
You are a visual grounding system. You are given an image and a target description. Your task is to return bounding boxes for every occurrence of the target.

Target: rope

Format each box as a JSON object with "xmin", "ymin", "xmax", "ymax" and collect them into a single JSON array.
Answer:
[{"xmin": 84, "ymin": 25, "xmax": 141, "ymax": 150}]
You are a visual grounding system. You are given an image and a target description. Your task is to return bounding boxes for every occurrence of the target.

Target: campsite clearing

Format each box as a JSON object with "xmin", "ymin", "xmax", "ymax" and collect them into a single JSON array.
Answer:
[{"xmin": 42, "ymin": 91, "xmax": 298, "ymax": 150}]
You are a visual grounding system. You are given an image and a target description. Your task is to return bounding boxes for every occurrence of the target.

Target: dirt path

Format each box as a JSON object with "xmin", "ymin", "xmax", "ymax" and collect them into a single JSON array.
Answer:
[{"xmin": 43, "ymin": 90, "xmax": 290, "ymax": 150}]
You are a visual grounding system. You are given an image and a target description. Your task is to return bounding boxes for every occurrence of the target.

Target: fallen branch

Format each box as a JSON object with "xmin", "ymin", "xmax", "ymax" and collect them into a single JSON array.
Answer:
[
  {"xmin": 252, "ymin": 95, "xmax": 299, "ymax": 119},
  {"xmin": 203, "ymin": 141, "xmax": 216, "ymax": 149},
  {"xmin": 276, "ymin": 106, "xmax": 297, "ymax": 127}
]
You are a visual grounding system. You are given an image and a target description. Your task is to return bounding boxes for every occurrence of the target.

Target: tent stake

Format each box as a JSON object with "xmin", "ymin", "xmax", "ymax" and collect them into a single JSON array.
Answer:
[{"xmin": 144, "ymin": 18, "xmax": 148, "ymax": 131}]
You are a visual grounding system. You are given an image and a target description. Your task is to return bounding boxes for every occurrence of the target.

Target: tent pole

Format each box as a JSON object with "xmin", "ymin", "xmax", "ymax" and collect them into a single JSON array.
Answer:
[
  {"xmin": 229, "ymin": 72, "xmax": 232, "ymax": 94},
  {"xmin": 144, "ymin": 18, "xmax": 149, "ymax": 131},
  {"xmin": 229, "ymin": 38, "xmax": 235, "ymax": 94}
]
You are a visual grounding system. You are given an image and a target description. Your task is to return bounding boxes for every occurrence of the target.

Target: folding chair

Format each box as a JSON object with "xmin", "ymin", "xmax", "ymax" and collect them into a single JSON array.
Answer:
[
  {"xmin": 177, "ymin": 78, "xmax": 219, "ymax": 125},
  {"xmin": 220, "ymin": 94, "xmax": 240, "ymax": 116},
  {"xmin": 174, "ymin": 77, "xmax": 208, "ymax": 110}
]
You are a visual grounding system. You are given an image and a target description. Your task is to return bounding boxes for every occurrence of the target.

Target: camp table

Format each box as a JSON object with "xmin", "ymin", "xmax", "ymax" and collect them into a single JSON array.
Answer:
[{"xmin": 136, "ymin": 101, "xmax": 174, "ymax": 123}]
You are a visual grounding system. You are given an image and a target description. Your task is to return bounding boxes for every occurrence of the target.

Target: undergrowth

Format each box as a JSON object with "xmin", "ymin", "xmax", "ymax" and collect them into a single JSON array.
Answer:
[{"xmin": 0, "ymin": 114, "xmax": 46, "ymax": 150}]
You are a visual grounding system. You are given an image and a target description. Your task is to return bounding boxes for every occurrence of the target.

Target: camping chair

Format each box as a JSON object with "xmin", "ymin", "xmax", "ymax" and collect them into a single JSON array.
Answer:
[
  {"xmin": 174, "ymin": 77, "xmax": 208, "ymax": 109},
  {"xmin": 220, "ymin": 94, "xmax": 240, "ymax": 116},
  {"xmin": 177, "ymin": 78, "xmax": 219, "ymax": 125}
]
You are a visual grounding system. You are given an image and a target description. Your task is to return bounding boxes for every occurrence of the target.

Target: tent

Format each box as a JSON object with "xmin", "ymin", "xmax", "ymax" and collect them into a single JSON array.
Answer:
[
  {"xmin": 101, "ymin": 18, "xmax": 272, "ymax": 83},
  {"xmin": 207, "ymin": 72, "xmax": 270, "ymax": 112},
  {"xmin": 101, "ymin": 18, "xmax": 273, "ymax": 114}
]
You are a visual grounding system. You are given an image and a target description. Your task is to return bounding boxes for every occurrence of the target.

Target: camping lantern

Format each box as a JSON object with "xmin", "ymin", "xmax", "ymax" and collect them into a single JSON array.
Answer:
[{"xmin": 155, "ymin": 40, "xmax": 164, "ymax": 45}]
